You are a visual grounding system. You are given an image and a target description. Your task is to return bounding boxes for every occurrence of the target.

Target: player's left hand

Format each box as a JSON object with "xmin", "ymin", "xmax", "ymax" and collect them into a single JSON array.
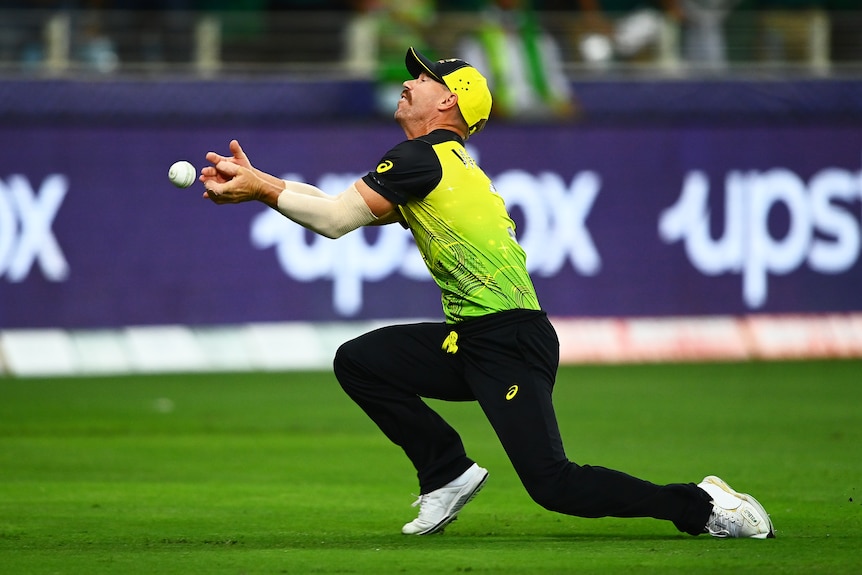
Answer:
[
  {"xmin": 201, "ymin": 140, "xmax": 264, "ymax": 203},
  {"xmin": 204, "ymin": 139, "xmax": 252, "ymax": 173}
]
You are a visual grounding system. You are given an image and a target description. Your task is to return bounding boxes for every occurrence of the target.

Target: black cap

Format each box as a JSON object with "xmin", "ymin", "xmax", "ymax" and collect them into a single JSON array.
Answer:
[{"xmin": 405, "ymin": 47, "xmax": 492, "ymax": 136}]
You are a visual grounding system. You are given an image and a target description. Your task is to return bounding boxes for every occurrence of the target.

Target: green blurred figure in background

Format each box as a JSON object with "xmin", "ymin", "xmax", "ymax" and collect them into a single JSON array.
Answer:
[
  {"xmin": 458, "ymin": 0, "xmax": 578, "ymax": 122},
  {"xmin": 345, "ymin": 0, "xmax": 437, "ymax": 115}
]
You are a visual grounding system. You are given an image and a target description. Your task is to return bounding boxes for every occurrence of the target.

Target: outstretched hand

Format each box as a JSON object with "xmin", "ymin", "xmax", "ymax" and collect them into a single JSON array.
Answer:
[{"xmin": 200, "ymin": 139, "xmax": 264, "ymax": 204}]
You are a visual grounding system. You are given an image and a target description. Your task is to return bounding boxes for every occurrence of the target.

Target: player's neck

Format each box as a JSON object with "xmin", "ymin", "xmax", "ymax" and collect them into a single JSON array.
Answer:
[{"xmin": 400, "ymin": 117, "xmax": 466, "ymax": 141}]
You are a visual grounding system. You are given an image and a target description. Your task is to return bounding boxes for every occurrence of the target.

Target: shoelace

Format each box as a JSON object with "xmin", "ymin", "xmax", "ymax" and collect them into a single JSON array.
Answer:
[
  {"xmin": 410, "ymin": 493, "xmax": 447, "ymax": 522},
  {"xmin": 706, "ymin": 508, "xmax": 739, "ymax": 537},
  {"xmin": 411, "ymin": 494, "xmax": 433, "ymax": 519}
]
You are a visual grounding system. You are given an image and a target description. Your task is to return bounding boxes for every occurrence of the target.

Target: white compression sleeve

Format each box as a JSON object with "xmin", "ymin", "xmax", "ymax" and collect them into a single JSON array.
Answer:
[
  {"xmin": 275, "ymin": 181, "xmax": 378, "ymax": 239},
  {"xmin": 281, "ymin": 179, "xmax": 330, "ymax": 198}
]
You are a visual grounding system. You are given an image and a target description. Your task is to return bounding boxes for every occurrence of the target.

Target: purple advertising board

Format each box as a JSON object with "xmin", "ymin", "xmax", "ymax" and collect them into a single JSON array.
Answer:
[{"xmin": 2, "ymin": 122, "xmax": 861, "ymax": 329}]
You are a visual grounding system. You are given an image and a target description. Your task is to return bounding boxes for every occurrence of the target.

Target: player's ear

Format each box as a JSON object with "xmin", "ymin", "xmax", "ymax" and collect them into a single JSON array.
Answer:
[{"xmin": 439, "ymin": 91, "xmax": 459, "ymax": 113}]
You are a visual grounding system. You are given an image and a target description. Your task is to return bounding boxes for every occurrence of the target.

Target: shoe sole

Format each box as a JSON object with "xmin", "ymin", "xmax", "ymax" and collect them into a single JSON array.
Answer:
[
  {"xmin": 702, "ymin": 475, "xmax": 775, "ymax": 539},
  {"xmin": 416, "ymin": 469, "xmax": 489, "ymax": 535}
]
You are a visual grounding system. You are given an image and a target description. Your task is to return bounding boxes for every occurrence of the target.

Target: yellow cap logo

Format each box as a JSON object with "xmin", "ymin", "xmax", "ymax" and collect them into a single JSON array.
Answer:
[
  {"xmin": 376, "ymin": 160, "xmax": 394, "ymax": 173},
  {"xmin": 506, "ymin": 385, "xmax": 519, "ymax": 400}
]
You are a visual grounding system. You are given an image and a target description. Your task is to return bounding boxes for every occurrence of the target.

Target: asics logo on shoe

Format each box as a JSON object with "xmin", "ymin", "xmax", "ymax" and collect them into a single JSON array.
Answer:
[{"xmin": 506, "ymin": 385, "xmax": 519, "ymax": 400}]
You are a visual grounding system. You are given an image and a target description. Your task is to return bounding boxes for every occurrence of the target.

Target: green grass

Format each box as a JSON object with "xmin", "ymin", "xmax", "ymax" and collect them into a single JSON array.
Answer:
[{"xmin": 0, "ymin": 360, "xmax": 860, "ymax": 574}]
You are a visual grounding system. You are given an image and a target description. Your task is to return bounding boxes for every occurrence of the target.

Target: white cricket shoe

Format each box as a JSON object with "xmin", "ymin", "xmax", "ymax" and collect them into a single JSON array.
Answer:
[
  {"xmin": 699, "ymin": 475, "xmax": 775, "ymax": 539},
  {"xmin": 402, "ymin": 463, "xmax": 488, "ymax": 535}
]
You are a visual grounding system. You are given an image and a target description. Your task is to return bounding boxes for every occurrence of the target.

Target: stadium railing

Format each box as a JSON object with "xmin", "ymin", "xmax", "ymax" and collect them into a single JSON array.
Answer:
[{"xmin": 1, "ymin": 8, "xmax": 861, "ymax": 78}]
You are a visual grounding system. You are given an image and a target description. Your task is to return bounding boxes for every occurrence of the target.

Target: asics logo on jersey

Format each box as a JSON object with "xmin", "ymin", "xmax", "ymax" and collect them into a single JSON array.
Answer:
[
  {"xmin": 506, "ymin": 385, "xmax": 519, "ymax": 400},
  {"xmin": 376, "ymin": 160, "xmax": 394, "ymax": 173}
]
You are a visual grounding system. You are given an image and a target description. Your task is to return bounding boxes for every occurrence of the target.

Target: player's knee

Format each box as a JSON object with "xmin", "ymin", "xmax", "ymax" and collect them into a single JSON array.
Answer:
[
  {"xmin": 332, "ymin": 341, "xmax": 356, "ymax": 385},
  {"xmin": 526, "ymin": 485, "xmax": 565, "ymax": 513},
  {"xmin": 521, "ymin": 470, "xmax": 579, "ymax": 514},
  {"xmin": 332, "ymin": 337, "xmax": 372, "ymax": 392}
]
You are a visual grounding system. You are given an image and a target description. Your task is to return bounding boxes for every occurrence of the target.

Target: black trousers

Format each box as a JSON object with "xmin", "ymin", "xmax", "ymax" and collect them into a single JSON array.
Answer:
[{"xmin": 333, "ymin": 309, "xmax": 713, "ymax": 535}]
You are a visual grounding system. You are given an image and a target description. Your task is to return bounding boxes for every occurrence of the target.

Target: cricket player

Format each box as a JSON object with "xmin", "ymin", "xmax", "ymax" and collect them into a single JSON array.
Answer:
[{"xmin": 200, "ymin": 47, "xmax": 774, "ymax": 539}]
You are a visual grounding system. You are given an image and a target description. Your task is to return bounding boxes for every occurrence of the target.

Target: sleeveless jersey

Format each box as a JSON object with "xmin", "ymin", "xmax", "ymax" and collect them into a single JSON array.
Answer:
[{"xmin": 362, "ymin": 129, "xmax": 540, "ymax": 323}]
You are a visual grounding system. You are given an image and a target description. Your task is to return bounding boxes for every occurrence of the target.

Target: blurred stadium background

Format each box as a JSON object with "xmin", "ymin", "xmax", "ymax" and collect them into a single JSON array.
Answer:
[
  {"xmin": 1, "ymin": 0, "xmax": 861, "ymax": 376},
  {"xmin": 2, "ymin": 1, "xmax": 861, "ymax": 77}
]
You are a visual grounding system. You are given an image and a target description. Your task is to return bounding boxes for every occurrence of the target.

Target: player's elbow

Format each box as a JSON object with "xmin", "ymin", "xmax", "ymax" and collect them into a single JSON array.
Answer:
[{"xmin": 313, "ymin": 222, "xmax": 356, "ymax": 239}]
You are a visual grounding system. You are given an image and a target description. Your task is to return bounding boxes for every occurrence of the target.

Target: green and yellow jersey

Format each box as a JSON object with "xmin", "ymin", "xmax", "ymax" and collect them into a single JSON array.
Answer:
[{"xmin": 362, "ymin": 129, "xmax": 540, "ymax": 324}]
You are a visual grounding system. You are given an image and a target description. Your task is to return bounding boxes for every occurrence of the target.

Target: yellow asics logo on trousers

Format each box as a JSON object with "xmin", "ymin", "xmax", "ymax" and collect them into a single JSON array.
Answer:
[
  {"xmin": 506, "ymin": 385, "xmax": 519, "ymax": 400},
  {"xmin": 442, "ymin": 331, "xmax": 459, "ymax": 354}
]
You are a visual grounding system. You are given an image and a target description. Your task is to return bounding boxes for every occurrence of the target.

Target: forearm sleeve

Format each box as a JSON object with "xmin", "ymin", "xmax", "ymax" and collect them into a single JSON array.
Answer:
[
  {"xmin": 275, "ymin": 181, "xmax": 378, "ymax": 239},
  {"xmin": 281, "ymin": 179, "xmax": 331, "ymax": 198}
]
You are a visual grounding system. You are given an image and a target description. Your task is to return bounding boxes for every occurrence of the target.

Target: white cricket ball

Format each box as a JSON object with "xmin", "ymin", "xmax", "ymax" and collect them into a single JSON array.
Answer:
[{"xmin": 168, "ymin": 160, "xmax": 196, "ymax": 189}]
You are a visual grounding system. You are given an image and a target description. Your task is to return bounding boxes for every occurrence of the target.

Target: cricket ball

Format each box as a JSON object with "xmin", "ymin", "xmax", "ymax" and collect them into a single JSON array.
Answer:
[{"xmin": 168, "ymin": 160, "xmax": 196, "ymax": 189}]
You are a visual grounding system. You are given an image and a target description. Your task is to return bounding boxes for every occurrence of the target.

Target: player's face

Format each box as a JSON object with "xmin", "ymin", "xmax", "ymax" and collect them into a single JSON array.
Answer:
[{"xmin": 395, "ymin": 73, "xmax": 451, "ymax": 127}]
